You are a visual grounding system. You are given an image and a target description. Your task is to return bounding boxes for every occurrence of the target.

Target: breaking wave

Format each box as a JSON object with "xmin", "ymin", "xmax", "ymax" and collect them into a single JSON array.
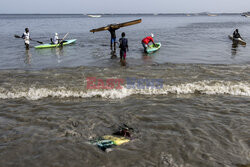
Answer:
[{"xmin": 0, "ymin": 80, "xmax": 249, "ymax": 100}]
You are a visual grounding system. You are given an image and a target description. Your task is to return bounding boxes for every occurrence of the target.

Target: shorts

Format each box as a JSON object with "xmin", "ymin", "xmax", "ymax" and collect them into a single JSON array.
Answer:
[
  {"xmin": 120, "ymin": 50, "xmax": 126, "ymax": 60},
  {"xmin": 111, "ymin": 38, "xmax": 116, "ymax": 44},
  {"xmin": 24, "ymin": 40, "xmax": 30, "ymax": 45},
  {"xmin": 141, "ymin": 42, "xmax": 148, "ymax": 49}
]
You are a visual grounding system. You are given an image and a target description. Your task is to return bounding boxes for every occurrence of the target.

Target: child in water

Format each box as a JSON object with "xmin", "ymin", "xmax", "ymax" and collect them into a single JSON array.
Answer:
[{"xmin": 119, "ymin": 32, "xmax": 129, "ymax": 62}]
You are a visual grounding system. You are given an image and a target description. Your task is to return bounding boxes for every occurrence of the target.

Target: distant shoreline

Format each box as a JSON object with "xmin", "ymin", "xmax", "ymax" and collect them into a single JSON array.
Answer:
[{"xmin": 0, "ymin": 13, "xmax": 242, "ymax": 15}]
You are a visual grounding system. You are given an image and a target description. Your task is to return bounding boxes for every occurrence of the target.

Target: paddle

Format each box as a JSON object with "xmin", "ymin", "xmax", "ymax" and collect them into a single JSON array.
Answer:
[
  {"xmin": 57, "ymin": 33, "xmax": 69, "ymax": 47},
  {"xmin": 14, "ymin": 35, "xmax": 43, "ymax": 44}
]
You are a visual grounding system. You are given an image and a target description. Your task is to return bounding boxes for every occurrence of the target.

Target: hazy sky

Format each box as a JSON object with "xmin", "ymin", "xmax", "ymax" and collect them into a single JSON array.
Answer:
[{"xmin": 0, "ymin": 0, "xmax": 250, "ymax": 14}]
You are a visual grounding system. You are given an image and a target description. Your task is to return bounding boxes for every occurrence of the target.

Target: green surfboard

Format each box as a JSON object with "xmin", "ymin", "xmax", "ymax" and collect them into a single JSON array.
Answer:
[
  {"xmin": 35, "ymin": 39, "xmax": 77, "ymax": 49},
  {"xmin": 146, "ymin": 42, "xmax": 161, "ymax": 53}
]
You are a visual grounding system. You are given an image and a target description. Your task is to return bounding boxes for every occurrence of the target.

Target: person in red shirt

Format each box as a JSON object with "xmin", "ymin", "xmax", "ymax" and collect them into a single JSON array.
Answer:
[{"xmin": 141, "ymin": 33, "xmax": 156, "ymax": 52}]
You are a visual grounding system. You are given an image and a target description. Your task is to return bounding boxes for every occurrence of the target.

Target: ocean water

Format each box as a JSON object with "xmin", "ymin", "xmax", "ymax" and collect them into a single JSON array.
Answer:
[{"xmin": 0, "ymin": 14, "xmax": 249, "ymax": 167}]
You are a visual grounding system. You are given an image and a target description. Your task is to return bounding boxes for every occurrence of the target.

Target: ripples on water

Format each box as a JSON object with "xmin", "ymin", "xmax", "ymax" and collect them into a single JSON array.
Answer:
[
  {"xmin": 0, "ymin": 14, "xmax": 250, "ymax": 167},
  {"xmin": 0, "ymin": 14, "xmax": 250, "ymax": 69}
]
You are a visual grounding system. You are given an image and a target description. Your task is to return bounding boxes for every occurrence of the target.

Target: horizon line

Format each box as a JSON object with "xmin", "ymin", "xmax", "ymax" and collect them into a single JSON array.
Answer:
[{"xmin": 0, "ymin": 12, "xmax": 244, "ymax": 15}]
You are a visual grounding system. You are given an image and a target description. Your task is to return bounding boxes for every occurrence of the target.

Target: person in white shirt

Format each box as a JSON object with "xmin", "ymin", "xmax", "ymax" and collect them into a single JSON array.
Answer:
[
  {"xmin": 51, "ymin": 33, "xmax": 59, "ymax": 44},
  {"xmin": 22, "ymin": 28, "xmax": 32, "ymax": 49}
]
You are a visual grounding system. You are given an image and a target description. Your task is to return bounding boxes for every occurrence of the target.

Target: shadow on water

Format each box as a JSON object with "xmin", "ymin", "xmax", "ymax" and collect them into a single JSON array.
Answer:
[
  {"xmin": 231, "ymin": 42, "xmax": 239, "ymax": 57},
  {"xmin": 55, "ymin": 47, "xmax": 64, "ymax": 64},
  {"xmin": 35, "ymin": 47, "xmax": 64, "ymax": 63},
  {"xmin": 36, "ymin": 47, "xmax": 64, "ymax": 56},
  {"xmin": 142, "ymin": 52, "xmax": 153, "ymax": 63},
  {"xmin": 237, "ymin": 164, "xmax": 250, "ymax": 167},
  {"xmin": 110, "ymin": 51, "xmax": 127, "ymax": 66},
  {"xmin": 120, "ymin": 60, "xmax": 126, "ymax": 66},
  {"xmin": 110, "ymin": 51, "xmax": 117, "ymax": 59},
  {"xmin": 231, "ymin": 41, "xmax": 247, "ymax": 58},
  {"xmin": 24, "ymin": 49, "xmax": 32, "ymax": 65}
]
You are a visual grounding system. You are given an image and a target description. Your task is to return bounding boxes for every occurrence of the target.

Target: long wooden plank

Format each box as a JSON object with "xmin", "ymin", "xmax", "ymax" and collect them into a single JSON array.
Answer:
[
  {"xmin": 111, "ymin": 19, "xmax": 142, "ymax": 29},
  {"xmin": 90, "ymin": 26, "xmax": 110, "ymax": 33},
  {"xmin": 90, "ymin": 19, "xmax": 142, "ymax": 33}
]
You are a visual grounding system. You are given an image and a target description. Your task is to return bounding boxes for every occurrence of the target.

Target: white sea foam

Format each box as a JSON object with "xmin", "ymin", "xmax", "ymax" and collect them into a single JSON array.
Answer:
[{"xmin": 0, "ymin": 80, "xmax": 249, "ymax": 100}]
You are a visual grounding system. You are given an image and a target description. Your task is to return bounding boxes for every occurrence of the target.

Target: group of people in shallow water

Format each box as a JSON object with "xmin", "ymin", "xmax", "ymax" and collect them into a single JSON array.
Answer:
[
  {"xmin": 107, "ymin": 25, "xmax": 157, "ymax": 62},
  {"xmin": 21, "ymin": 28, "xmax": 64, "ymax": 50},
  {"xmin": 21, "ymin": 26, "xmax": 157, "ymax": 62},
  {"xmin": 20, "ymin": 27, "xmax": 242, "ymax": 62}
]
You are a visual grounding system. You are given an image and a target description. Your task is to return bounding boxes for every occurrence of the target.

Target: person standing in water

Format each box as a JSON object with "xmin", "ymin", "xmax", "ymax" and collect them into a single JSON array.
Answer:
[
  {"xmin": 108, "ymin": 26, "xmax": 119, "ymax": 52},
  {"xmin": 119, "ymin": 32, "xmax": 128, "ymax": 62},
  {"xmin": 141, "ymin": 33, "xmax": 156, "ymax": 53},
  {"xmin": 22, "ymin": 28, "xmax": 32, "ymax": 50}
]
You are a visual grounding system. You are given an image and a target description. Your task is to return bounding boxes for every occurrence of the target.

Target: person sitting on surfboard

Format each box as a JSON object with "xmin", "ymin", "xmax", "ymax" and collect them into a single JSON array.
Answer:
[
  {"xmin": 50, "ymin": 33, "xmax": 66, "ymax": 45},
  {"xmin": 141, "ymin": 34, "xmax": 156, "ymax": 53},
  {"xmin": 119, "ymin": 32, "xmax": 129, "ymax": 61},
  {"xmin": 22, "ymin": 28, "xmax": 32, "ymax": 50},
  {"xmin": 108, "ymin": 26, "xmax": 119, "ymax": 52},
  {"xmin": 233, "ymin": 29, "xmax": 242, "ymax": 39},
  {"xmin": 50, "ymin": 33, "xmax": 59, "ymax": 44}
]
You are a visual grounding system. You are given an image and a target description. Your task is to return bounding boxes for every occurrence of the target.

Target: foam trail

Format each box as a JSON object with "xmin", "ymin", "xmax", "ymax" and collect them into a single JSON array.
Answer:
[{"xmin": 0, "ymin": 80, "xmax": 249, "ymax": 100}]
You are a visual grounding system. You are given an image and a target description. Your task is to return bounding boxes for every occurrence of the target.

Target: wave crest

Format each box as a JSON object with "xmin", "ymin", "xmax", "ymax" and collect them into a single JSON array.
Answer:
[{"xmin": 0, "ymin": 80, "xmax": 249, "ymax": 100}]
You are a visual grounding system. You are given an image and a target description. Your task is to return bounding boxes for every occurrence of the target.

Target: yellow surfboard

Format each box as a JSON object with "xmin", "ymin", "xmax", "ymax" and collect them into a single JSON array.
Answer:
[{"xmin": 102, "ymin": 135, "xmax": 130, "ymax": 146}]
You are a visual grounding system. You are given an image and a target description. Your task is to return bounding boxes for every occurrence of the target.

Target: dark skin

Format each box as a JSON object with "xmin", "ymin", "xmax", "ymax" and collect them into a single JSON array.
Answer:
[
  {"xmin": 113, "ymin": 128, "xmax": 131, "ymax": 137},
  {"xmin": 144, "ymin": 41, "xmax": 156, "ymax": 53},
  {"xmin": 119, "ymin": 33, "xmax": 129, "ymax": 61},
  {"xmin": 113, "ymin": 125, "xmax": 134, "ymax": 138},
  {"xmin": 233, "ymin": 29, "xmax": 242, "ymax": 39},
  {"xmin": 22, "ymin": 28, "xmax": 32, "ymax": 50},
  {"xmin": 25, "ymin": 43, "xmax": 29, "ymax": 50},
  {"xmin": 152, "ymin": 42, "xmax": 156, "ymax": 47},
  {"xmin": 150, "ymin": 38, "xmax": 156, "ymax": 47},
  {"xmin": 108, "ymin": 26, "xmax": 119, "ymax": 52}
]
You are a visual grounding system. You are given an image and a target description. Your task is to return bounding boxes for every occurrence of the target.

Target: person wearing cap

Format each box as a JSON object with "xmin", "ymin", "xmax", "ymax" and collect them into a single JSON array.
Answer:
[
  {"xmin": 141, "ymin": 33, "xmax": 156, "ymax": 53},
  {"xmin": 22, "ymin": 28, "xmax": 32, "ymax": 50},
  {"xmin": 51, "ymin": 33, "xmax": 59, "ymax": 44}
]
